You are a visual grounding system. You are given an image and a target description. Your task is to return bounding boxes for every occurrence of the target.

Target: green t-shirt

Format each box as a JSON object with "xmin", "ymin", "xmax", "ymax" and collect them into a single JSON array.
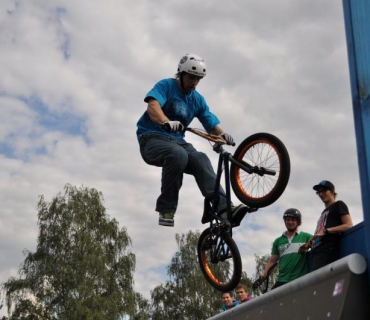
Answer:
[{"xmin": 271, "ymin": 231, "xmax": 312, "ymax": 283}]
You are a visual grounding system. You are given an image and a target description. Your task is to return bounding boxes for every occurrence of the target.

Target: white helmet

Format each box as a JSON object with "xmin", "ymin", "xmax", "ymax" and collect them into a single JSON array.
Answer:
[{"xmin": 177, "ymin": 53, "xmax": 206, "ymax": 77}]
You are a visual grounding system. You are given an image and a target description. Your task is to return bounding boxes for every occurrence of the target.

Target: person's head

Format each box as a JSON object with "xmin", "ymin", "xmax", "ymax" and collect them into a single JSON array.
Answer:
[
  {"xmin": 176, "ymin": 53, "xmax": 206, "ymax": 93},
  {"xmin": 313, "ymin": 180, "xmax": 337, "ymax": 203},
  {"xmin": 221, "ymin": 292, "xmax": 234, "ymax": 306},
  {"xmin": 283, "ymin": 208, "xmax": 302, "ymax": 232},
  {"xmin": 235, "ymin": 284, "xmax": 249, "ymax": 302}
]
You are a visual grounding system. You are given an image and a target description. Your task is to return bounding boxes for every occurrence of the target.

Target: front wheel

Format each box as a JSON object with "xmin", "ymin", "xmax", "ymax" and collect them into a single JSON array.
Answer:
[
  {"xmin": 230, "ymin": 133, "xmax": 290, "ymax": 208},
  {"xmin": 197, "ymin": 227, "xmax": 242, "ymax": 292}
]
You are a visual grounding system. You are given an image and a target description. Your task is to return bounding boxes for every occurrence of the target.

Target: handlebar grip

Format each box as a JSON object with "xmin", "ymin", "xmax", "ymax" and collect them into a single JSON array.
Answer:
[
  {"xmin": 224, "ymin": 140, "xmax": 235, "ymax": 147},
  {"xmin": 162, "ymin": 122, "xmax": 171, "ymax": 132}
]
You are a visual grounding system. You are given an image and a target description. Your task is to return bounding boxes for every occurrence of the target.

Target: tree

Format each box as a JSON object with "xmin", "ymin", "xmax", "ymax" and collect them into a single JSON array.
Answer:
[
  {"xmin": 130, "ymin": 292, "xmax": 151, "ymax": 320},
  {"xmin": 151, "ymin": 230, "xmax": 237, "ymax": 320},
  {"xmin": 1, "ymin": 184, "xmax": 137, "ymax": 320},
  {"xmin": 1, "ymin": 298, "xmax": 55, "ymax": 320}
]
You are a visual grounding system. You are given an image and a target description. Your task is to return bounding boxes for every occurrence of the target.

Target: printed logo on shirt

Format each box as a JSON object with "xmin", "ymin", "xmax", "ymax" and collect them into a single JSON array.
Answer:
[
  {"xmin": 278, "ymin": 243, "xmax": 290, "ymax": 256},
  {"xmin": 312, "ymin": 209, "xmax": 329, "ymax": 248},
  {"xmin": 165, "ymin": 99, "xmax": 189, "ymax": 125}
]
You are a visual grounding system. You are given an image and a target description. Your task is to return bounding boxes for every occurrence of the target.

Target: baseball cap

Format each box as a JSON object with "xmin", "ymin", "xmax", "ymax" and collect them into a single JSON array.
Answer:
[{"xmin": 313, "ymin": 180, "xmax": 335, "ymax": 191}]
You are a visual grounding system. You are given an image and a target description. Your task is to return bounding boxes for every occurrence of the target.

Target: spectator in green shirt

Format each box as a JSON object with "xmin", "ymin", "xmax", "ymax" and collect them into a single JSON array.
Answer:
[{"xmin": 261, "ymin": 208, "xmax": 312, "ymax": 289}]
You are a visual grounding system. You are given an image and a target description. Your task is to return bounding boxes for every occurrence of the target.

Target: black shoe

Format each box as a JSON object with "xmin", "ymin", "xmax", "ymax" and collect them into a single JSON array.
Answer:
[{"xmin": 220, "ymin": 204, "xmax": 249, "ymax": 226}]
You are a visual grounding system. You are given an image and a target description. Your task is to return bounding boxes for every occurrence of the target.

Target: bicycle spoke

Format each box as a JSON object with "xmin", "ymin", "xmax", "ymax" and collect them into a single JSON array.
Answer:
[{"xmin": 239, "ymin": 142, "xmax": 280, "ymax": 198}]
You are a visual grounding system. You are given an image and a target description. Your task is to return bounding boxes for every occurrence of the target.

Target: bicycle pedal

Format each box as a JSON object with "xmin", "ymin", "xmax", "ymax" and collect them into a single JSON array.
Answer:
[
  {"xmin": 219, "ymin": 253, "xmax": 233, "ymax": 261},
  {"xmin": 232, "ymin": 207, "xmax": 249, "ymax": 226}
]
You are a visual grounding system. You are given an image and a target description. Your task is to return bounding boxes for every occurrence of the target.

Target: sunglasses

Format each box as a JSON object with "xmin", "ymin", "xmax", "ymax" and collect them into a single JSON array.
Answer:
[{"xmin": 316, "ymin": 189, "xmax": 329, "ymax": 195}]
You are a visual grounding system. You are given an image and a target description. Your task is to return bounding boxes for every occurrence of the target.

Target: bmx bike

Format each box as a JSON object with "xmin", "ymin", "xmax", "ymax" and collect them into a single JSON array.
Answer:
[{"xmin": 186, "ymin": 127, "xmax": 290, "ymax": 292}]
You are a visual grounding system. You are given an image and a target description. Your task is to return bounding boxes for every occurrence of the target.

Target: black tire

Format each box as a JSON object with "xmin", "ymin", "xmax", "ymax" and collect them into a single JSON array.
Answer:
[
  {"xmin": 230, "ymin": 133, "xmax": 290, "ymax": 208},
  {"xmin": 197, "ymin": 227, "xmax": 242, "ymax": 292}
]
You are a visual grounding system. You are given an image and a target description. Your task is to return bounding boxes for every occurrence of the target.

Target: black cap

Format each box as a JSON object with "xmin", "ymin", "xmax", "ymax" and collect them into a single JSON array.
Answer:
[{"xmin": 313, "ymin": 180, "xmax": 335, "ymax": 191}]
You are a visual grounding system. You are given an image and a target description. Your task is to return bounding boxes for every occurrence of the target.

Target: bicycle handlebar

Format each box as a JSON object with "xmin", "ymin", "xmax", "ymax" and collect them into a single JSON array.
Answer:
[
  {"xmin": 161, "ymin": 124, "xmax": 235, "ymax": 146},
  {"xmin": 186, "ymin": 128, "xmax": 231, "ymax": 145}
]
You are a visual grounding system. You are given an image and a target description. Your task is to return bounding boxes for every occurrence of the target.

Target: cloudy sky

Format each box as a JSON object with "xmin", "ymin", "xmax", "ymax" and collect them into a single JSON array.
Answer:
[{"xmin": 0, "ymin": 0, "xmax": 364, "ymax": 312}]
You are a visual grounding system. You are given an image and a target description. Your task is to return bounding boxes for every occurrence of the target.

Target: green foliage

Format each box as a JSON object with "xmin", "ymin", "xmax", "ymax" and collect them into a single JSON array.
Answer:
[
  {"xmin": 130, "ymin": 292, "xmax": 151, "ymax": 320},
  {"xmin": 2, "ymin": 298, "xmax": 55, "ymax": 320},
  {"xmin": 1, "ymin": 184, "xmax": 137, "ymax": 320}
]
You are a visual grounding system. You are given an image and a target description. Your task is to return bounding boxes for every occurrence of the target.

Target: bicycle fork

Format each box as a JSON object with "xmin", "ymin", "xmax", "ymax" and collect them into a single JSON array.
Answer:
[
  {"xmin": 210, "ymin": 230, "xmax": 233, "ymax": 263},
  {"xmin": 213, "ymin": 147, "xmax": 233, "ymax": 221}
]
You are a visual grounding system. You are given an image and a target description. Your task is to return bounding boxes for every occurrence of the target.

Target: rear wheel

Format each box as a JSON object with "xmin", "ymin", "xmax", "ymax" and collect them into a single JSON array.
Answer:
[
  {"xmin": 230, "ymin": 133, "xmax": 290, "ymax": 208},
  {"xmin": 197, "ymin": 227, "xmax": 242, "ymax": 292}
]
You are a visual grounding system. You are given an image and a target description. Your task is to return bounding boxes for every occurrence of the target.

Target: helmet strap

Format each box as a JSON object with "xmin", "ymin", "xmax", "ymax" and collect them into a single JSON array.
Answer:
[{"xmin": 179, "ymin": 72, "xmax": 185, "ymax": 90}]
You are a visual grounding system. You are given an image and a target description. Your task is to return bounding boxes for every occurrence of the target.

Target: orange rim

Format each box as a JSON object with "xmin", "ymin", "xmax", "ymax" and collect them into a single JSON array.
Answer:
[{"xmin": 234, "ymin": 139, "xmax": 282, "ymax": 200}]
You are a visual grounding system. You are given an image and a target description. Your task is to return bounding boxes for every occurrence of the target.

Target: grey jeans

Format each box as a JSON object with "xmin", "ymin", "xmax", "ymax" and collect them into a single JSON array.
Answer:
[{"xmin": 139, "ymin": 133, "xmax": 227, "ymax": 214}]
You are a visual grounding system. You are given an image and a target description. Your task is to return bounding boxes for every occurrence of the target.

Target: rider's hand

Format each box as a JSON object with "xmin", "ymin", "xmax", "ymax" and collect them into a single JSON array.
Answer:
[
  {"xmin": 163, "ymin": 121, "xmax": 184, "ymax": 133},
  {"xmin": 252, "ymin": 275, "xmax": 264, "ymax": 289},
  {"xmin": 221, "ymin": 132, "xmax": 235, "ymax": 145}
]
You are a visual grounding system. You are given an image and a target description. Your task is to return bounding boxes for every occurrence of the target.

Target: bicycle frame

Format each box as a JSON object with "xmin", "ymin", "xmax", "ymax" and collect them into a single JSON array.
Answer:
[
  {"xmin": 185, "ymin": 127, "xmax": 265, "ymax": 227},
  {"xmin": 211, "ymin": 143, "xmax": 236, "ymax": 224}
]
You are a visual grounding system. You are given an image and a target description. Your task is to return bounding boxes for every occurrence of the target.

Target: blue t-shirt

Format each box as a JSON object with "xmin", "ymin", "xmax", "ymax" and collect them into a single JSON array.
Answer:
[
  {"xmin": 220, "ymin": 300, "xmax": 239, "ymax": 312},
  {"xmin": 136, "ymin": 78, "xmax": 220, "ymax": 140}
]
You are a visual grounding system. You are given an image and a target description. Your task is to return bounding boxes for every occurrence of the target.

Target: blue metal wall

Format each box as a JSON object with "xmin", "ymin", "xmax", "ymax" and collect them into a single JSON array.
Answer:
[{"xmin": 342, "ymin": 0, "xmax": 370, "ymax": 273}]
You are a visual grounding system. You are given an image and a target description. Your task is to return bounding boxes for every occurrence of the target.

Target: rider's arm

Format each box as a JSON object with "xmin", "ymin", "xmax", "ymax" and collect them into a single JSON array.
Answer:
[
  {"xmin": 146, "ymin": 99, "xmax": 169, "ymax": 124},
  {"xmin": 208, "ymin": 125, "xmax": 235, "ymax": 145},
  {"xmin": 261, "ymin": 254, "xmax": 279, "ymax": 278},
  {"xmin": 208, "ymin": 125, "xmax": 224, "ymax": 135}
]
